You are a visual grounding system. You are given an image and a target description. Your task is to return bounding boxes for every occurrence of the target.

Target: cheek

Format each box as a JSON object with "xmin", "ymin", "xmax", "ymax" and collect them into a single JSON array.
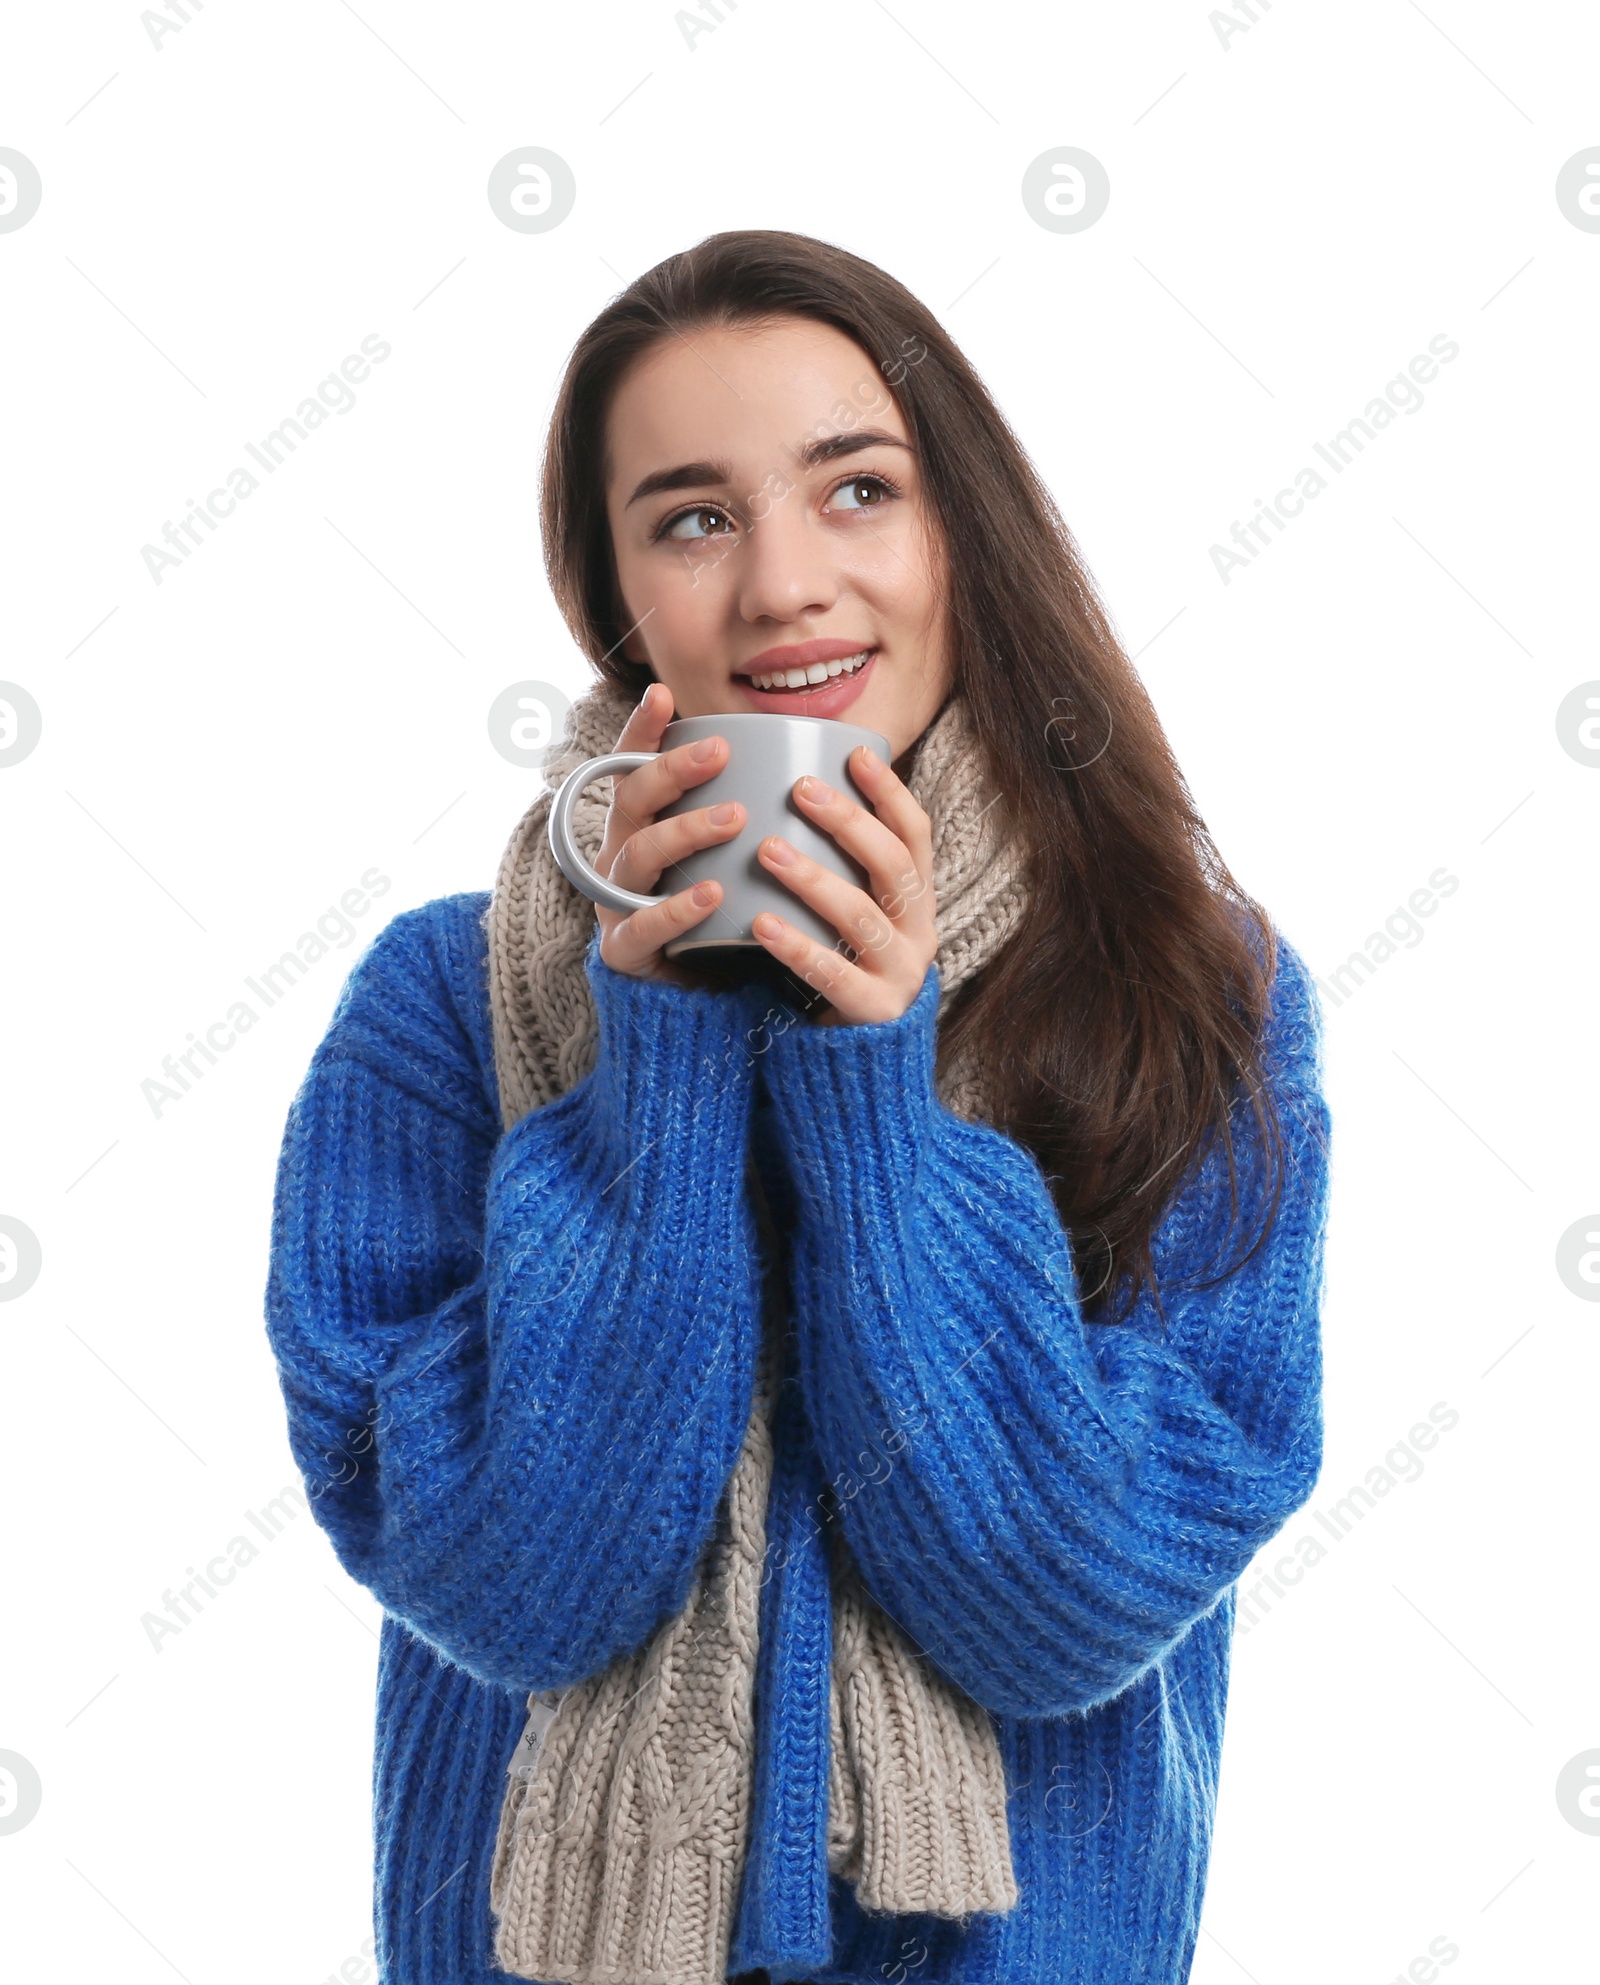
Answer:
[
  {"xmin": 616, "ymin": 542, "xmax": 738, "ymax": 659},
  {"xmin": 616, "ymin": 539, "xmax": 709, "ymax": 613},
  {"xmin": 846, "ymin": 524, "xmax": 942, "ymax": 623}
]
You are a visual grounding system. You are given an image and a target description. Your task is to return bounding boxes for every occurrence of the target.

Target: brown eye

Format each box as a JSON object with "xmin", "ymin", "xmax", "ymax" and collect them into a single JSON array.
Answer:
[
  {"xmin": 664, "ymin": 506, "xmax": 733, "ymax": 541},
  {"xmin": 829, "ymin": 473, "xmax": 896, "ymax": 512}
]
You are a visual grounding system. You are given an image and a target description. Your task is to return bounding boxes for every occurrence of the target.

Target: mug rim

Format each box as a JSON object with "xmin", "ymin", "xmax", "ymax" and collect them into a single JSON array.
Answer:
[{"xmin": 660, "ymin": 710, "xmax": 889, "ymax": 748}]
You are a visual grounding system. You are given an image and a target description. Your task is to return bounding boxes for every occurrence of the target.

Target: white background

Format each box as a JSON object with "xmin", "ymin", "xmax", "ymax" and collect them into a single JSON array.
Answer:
[{"xmin": 2, "ymin": 3, "xmax": 1597, "ymax": 1981}]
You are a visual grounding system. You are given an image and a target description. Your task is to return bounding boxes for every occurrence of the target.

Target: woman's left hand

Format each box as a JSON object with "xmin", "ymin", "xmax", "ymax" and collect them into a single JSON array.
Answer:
[{"xmin": 750, "ymin": 743, "xmax": 937, "ymax": 1026}]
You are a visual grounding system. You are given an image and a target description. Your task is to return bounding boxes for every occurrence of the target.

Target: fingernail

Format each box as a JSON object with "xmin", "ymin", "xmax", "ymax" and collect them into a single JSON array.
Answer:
[
  {"xmin": 858, "ymin": 745, "xmax": 882, "ymax": 769},
  {"xmin": 754, "ymin": 913, "xmax": 784, "ymax": 938},
  {"xmin": 692, "ymin": 881, "xmax": 718, "ymax": 905},
  {"xmin": 797, "ymin": 776, "xmax": 835, "ymax": 802},
  {"xmin": 709, "ymin": 801, "xmax": 739, "ymax": 824},
  {"xmin": 691, "ymin": 737, "xmax": 719, "ymax": 762},
  {"xmin": 761, "ymin": 836, "xmax": 796, "ymax": 866}
]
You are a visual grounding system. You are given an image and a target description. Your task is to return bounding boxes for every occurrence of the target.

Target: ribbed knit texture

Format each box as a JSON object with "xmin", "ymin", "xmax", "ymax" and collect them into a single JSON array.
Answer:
[
  {"xmin": 264, "ymin": 891, "xmax": 1331, "ymax": 1985},
  {"xmin": 481, "ymin": 682, "xmax": 1028, "ymax": 1985}
]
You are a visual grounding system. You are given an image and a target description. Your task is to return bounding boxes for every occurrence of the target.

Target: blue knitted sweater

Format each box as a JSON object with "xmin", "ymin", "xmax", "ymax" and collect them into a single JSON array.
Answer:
[{"xmin": 264, "ymin": 890, "xmax": 1331, "ymax": 1985}]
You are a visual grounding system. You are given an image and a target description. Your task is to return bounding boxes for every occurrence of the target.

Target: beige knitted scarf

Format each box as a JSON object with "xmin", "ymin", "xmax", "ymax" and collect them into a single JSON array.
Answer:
[{"xmin": 485, "ymin": 677, "xmax": 1031, "ymax": 1985}]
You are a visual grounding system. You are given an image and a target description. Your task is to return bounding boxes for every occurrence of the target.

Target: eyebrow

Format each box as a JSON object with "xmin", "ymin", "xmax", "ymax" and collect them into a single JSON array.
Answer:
[{"xmin": 624, "ymin": 428, "xmax": 915, "ymax": 507}]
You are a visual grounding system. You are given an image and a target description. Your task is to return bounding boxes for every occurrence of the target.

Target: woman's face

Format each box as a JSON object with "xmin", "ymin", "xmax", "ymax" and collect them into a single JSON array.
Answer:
[{"xmin": 602, "ymin": 315, "xmax": 953, "ymax": 761}]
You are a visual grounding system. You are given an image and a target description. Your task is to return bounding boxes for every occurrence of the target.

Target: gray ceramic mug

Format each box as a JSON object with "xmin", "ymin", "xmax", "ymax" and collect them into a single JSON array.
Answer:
[{"xmin": 547, "ymin": 711, "xmax": 890, "ymax": 959}]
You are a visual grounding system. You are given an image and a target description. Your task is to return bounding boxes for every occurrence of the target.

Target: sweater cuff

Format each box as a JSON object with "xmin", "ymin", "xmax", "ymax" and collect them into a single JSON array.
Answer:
[
  {"xmin": 582, "ymin": 930, "xmax": 762, "ymax": 1129},
  {"xmin": 759, "ymin": 964, "xmax": 943, "ymax": 1204}
]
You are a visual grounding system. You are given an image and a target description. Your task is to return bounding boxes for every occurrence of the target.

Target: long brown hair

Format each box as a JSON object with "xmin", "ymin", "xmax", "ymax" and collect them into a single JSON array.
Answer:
[{"xmin": 540, "ymin": 228, "xmax": 1299, "ymax": 1327}]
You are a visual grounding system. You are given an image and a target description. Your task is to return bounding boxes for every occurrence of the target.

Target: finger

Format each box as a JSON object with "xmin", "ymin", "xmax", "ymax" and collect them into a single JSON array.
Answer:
[
  {"xmin": 845, "ymin": 744, "xmax": 936, "ymax": 877},
  {"xmin": 593, "ymin": 686, "xmax": 676, "ymax": 875},
  {"xmin": 748, "ymin": 912, "xmax": 895, "ymax": 1025},
  {"xmin": 614, "ymin": 680, "xmax": 674, "ymax": 751},
  {"xmin": 610, "ymin": 800, "xmax": 745, "ymax": 894},
  {"xmin": 602, "ymin": 878, "xmax": 733, "ymax": 974},
  {"xmin": 754, "ymin": 836, "xmax": 899, "ymax": 963},
  {"xmin": 789, "ymin": 767, "xmax": 934, "ymax": 928},
  {"xmin": 600, "ymin": 733, "xmax": 731, "ymax": 866}
]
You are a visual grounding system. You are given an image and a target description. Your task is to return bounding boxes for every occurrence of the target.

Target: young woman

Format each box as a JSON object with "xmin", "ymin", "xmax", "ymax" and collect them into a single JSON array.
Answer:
[{"xmin": 266, "ymin": 230, "xmax": 1332, "ymax": 1985}]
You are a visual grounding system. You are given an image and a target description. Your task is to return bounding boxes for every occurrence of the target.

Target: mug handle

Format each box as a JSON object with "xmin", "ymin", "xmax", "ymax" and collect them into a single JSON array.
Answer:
[{"xmin": 546, "ymin": 751, "xmax": 665, "ymax": 915}]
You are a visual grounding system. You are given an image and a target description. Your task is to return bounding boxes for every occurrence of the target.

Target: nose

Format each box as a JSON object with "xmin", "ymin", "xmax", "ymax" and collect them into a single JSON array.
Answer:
[{"xmin": 734, "ymin": 497, "xmax": 840, "ymax": 628}]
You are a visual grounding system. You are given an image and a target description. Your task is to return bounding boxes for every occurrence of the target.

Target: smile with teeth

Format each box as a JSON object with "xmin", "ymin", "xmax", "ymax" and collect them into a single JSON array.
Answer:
[{"xmin": 746, "ymin": 649, "xmax": 873, "ymax": 691}]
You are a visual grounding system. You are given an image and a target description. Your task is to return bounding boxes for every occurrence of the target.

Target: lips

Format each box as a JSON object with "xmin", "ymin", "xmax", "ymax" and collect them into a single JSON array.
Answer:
[{"xmin": 733, "ymin": 644, "xmax": 878, "ymax": 719}]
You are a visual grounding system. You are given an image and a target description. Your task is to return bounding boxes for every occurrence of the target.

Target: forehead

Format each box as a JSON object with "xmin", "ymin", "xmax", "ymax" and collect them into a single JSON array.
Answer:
[{"xmin": 604, "ymin": 316, "xmax": 907, "ymax": 483}]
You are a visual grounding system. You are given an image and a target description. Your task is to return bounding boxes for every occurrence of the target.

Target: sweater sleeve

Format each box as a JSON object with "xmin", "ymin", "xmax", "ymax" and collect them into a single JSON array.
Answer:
[
  {"xmin": 757, "ymin": 933, "xmax": 1331, "ymax": 1720},
  {"xmin": 264, "ymin": 905, "xmax": 764, "ymax": 1693}
]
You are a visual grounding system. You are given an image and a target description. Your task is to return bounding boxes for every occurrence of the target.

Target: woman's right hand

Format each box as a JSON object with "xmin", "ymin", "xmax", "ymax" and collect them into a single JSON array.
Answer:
[{"xmin": 592, "ymin": 682, "xmax": 746, "ymax": 984}]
